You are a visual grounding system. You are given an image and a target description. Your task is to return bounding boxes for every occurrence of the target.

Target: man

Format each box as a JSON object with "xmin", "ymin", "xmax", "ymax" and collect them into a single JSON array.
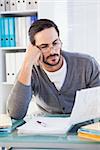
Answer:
[{"xmin": 7, "ymin": 19, "xmax": 100, "ymax": 119}]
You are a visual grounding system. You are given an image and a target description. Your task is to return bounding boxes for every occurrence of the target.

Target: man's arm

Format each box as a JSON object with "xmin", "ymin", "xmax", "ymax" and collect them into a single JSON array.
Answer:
[
  {"xmin": 18, "ymin": 43, "xmax": 41, "ymax": 85},
  {"xmin": 86, "ymin": 57, "xmax": 100, "ymax": 87},
  {"xmin": 7, "ymin": 44, "xmax": 41, "ymax": 119}
]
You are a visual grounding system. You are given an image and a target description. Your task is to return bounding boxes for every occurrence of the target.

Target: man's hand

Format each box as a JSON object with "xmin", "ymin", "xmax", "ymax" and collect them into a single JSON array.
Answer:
[
  {"xmin": 25, "ymin": 43, "xmax": 42, "ymax": 67},
  {"xmin": 17, "ymin": 43, "xmax": 42, "ymax": 85}
]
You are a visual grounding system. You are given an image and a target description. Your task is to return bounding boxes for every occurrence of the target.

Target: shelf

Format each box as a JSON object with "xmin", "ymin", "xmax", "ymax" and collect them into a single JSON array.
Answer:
[
  {"xmin": 1, "ymin": 47, "xmax": 26, "ymax": 51},
  {"xmin": 2, "ymin": 82, "xmax": 14, "ymax": 86},
  {"xmin": 0, "ymin": 9, "xmax": 38, "ymax": 17}
]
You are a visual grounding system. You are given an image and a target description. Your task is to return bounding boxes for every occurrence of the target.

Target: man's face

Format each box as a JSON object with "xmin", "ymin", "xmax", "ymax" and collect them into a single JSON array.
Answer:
[{"xmin": 35, "ymin": 27, "xmax": 62, "ymax": 66}]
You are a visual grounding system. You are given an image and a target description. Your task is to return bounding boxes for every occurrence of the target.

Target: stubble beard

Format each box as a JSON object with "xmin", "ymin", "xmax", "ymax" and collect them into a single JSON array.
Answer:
[{"xmin": 42, "ymin": 50, "xmax": 62, "ymax": 66}]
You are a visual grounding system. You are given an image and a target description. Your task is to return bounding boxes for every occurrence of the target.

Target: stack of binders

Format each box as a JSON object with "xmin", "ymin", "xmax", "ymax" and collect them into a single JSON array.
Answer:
[
  {"xmin": 78, "ymin": 122, "xmax": 100, "ymax": 141},
  {"xmin": 0, "ymin": 114, "xmax": 25, "ymax": 134},
  {"xmin": 0, "ymin": 17, "xmax": 16, "ymax": 47},
  {"xmin": 0, "ymin": 0, "xmax": 38, "ymax": 12},
  {"xmin": 0, "ymin": 15, "xmax": 37, "ymax": 48}
]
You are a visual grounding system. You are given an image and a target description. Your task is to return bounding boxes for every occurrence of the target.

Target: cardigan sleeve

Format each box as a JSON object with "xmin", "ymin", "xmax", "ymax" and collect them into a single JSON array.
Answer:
[
  {"xmin": 7, "ymin": 81, "xmax": 32, "ymax": 119},
  {"xmin": 85, "ymin": 57, "xmax": 100, "ymax": 87}
]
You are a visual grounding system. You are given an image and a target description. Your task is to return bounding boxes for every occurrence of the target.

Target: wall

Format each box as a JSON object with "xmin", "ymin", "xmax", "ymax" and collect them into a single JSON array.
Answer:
[
  {"xmin": 38, "ymin": 0, "xmax": 68, "ymax": 50},
  {"xmin": 67, "ymin": 0, "xmax": 100, "ymax": 63}
]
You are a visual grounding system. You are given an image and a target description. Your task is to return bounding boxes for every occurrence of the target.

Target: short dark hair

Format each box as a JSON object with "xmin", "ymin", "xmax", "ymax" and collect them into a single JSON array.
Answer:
[{"xmin": 28, "ymin": 19, "xmax": 60, "ymax": 45}]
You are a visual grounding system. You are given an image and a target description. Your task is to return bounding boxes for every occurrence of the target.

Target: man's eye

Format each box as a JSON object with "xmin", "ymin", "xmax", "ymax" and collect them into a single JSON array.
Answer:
[
  {"xmin": 53, "ymin": 42, "xmax": 58, "ymax": 46},
  {"xmin": 40, "ymin": 45, "xmax": 48, "ymax": 49}
]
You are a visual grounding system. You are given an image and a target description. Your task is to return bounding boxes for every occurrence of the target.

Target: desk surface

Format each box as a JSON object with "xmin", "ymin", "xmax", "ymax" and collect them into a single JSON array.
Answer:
[
  {"xmin": 0, "ymin": 115, "xmax": 100, "ymax": 149},
  {"xmin": 0, "ymin": 130, "xmax": 100, "ymax": 149}
]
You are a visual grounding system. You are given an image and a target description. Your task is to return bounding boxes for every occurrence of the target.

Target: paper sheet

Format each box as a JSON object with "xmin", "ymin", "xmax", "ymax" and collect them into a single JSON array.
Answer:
[
  {"xmin": 70, "ymin": 86, "xmax": 100, "ymax": 125},
  {"xmin": 17, "ymin": 117, "xmax": 70, "ymax": 135}
]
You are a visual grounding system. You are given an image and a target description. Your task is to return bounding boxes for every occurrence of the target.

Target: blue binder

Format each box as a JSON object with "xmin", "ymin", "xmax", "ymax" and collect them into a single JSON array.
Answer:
[
  {"xmin": 0, "ymin": 18, "xmax": 1, "ymax": 47},
  {"xmin": 8, "ymin": 17, "xmax": 16, "ymax": 47},
  {"xmin": 31, "ymin": 15, "xmax": 38, "ymax": 24},
  {"xmin": 0, "ymin": 18, "xmax": 5, "ymax": 47},
  {"xmin": 4, "ymin": 17, "xmax": 10, "ymax": 47}
]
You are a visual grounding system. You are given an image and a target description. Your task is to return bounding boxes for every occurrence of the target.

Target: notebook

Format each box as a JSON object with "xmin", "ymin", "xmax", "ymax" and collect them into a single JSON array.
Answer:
[
  {"xmin": 78, "ymin": 122, "xmax": 100, "ymax": 135},
  {"xmin": 17, "ymin": 86, "xmax": 100, "ymax": 135},
  {"xmin": 78, "ymin": 122, "xmax": 100, "ymax": 141}
]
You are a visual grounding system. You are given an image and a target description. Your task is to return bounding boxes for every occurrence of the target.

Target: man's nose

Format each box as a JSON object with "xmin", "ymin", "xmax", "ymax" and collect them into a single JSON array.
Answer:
[{"xmin": 49, "ymin": 45, "xmax": 56, "ymax": 54}]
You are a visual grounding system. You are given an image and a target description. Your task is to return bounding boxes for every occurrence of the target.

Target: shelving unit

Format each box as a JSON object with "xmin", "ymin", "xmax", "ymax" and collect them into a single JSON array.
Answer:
[
  {"xmin": 0, "ymin": 0, "xmax": 68, "ymax": 113},
  {"xmin": 0, "ymin": 9, "xmax": 37, "ymax": 17},
  {"xmin": 0, "ymin": 1, "xmax": 38, "ymax": 113}
]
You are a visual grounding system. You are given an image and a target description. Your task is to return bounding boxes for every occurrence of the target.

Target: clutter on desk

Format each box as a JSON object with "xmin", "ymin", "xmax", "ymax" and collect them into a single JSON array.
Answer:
[{"xmin": 78, "ymin": 122, "xmax": 100, "ymax": 141}]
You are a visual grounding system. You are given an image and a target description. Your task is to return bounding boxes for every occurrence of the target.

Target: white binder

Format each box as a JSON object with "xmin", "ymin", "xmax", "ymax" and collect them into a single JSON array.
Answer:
[
  {"xmin": 5, "ymin": 0, "xmax": 10, "ymax": 11},
  {"xmin": 4, "ymin": 17, "xmax": 10, "ymax": 47},
  {"xmin": 10, "ymin": 53, "xmax": 16, "ymax": 83},
  {"xmin": 16, "ymin": 0, "xmax": 26, "ymax": 11},
  {"xmin": 21, "ymin": 0, "xmax": 26, "ymax": 10},
  {"xmin": 6, "ymin": 53, "xmax": 16, "ymax": 84},
  {"xmin": 34, "ymin": 0, "xmax": 38, "ymax": 9},
  {"xmin": 6, "ymin": 53, "xmax": 11, "ymax": 83},
  {"xmin": 16, "ymin": 52, "xmax": 25, "ymax": 74},
  {"xmin": 26, "ymin": 0, "xmax": 38, "ymax": 10},
  {"xmin": 16, "ymin": 17, "xmax": 27, "ymax": 47},
  {"xmin": 0, "ymin": 0, "xmax": 5, "ymax": 12},
  {"xmin": 26, "ymin": 16, "xmax": 31, "ymax": 45},
  {"xmin": 10, "ymin": 0, "xmax": 17, "ymax": 11}
]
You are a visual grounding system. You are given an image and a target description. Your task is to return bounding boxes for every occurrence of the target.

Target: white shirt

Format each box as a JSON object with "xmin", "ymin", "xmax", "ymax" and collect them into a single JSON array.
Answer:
[{"xmin": 43, "ymin": 58, "xmax": 67, "ymax": 91}]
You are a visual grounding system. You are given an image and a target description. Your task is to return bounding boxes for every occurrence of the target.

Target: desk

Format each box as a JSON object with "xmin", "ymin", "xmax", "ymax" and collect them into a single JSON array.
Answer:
[
  {"xmin": 0, "ymin": 115, "xmax": 100, "ymax": 150},
  {"xmin": 0, "ymin": 130, "xmax": 100, "ymax": 150}
]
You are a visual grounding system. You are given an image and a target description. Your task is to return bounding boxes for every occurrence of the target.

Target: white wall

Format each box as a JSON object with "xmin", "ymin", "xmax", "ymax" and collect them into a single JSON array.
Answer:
[
  {"xmin": 38, "ymin": 0, "xmax": 68, "ymax": 50},
  {"xmin": 67, "ymin": 0, "xmax": 100, "ymax": 63}
]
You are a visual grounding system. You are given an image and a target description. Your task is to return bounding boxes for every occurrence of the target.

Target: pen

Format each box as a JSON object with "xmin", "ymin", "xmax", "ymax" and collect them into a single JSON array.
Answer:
[{"xmin": 36, "ymin": 120, "xmax": 47, "ymax": 127}]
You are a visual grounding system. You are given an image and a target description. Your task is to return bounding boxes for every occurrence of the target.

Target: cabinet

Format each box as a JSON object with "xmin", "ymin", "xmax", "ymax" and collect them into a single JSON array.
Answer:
[{"xmin": 0, "ymin": 0, "xmax": 38, "ymax": 113}]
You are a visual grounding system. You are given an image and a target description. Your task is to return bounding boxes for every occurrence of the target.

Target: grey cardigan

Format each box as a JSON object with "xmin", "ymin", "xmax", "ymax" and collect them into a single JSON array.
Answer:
[{"xmin": 7, "ymin": 51, "xmax": 100, "ymax": 119}]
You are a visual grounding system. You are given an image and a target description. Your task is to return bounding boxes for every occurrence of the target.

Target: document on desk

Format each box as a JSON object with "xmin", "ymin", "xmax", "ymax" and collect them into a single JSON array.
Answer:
[
  {"xmin": 70, "ymin": 86, "xmax": 100, "ymax": 125},
  {"xmin": 17, "ymin": 86, "xmax": 100, "ymax": 135},
  {"xmin": 17, "ymin": 117, "xmax": 70, "ymax": 135}
]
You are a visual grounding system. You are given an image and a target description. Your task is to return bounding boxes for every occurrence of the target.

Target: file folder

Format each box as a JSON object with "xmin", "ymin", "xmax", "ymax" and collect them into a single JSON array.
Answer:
[
  {"xmin": 8, "ymin": 17, "xmax": 16, "ymax": 47},
  {"xmin": 16, "ymin": 17, "xmax": 26, "ymax": 47},
  {"xmin": 0, "ymin": 18, "xmax": 5, "ymax": 47},
  {"xmin": 26, "ymin": 16, "xmax": 31, "ymax": 45},
  {"xmin": 4, "ymin": 17, "xmax": 10, "ymax": 47},
  {"xmin": 26, "ymin": 15, "xmax": 37, "ymax": 45},
  {"xmin": 34, "ymin": 0, "xmax": 38, "ymax": 9},
  {"xmin": 10, "ymin": 53, "xmax": 16, "ymax": 83},
  {"xmin": 16, "ymin": 0, "xmax": 23, "ymax": 11},
  {"xmin": 0, "ymin": 18, "xmax": 2, "ymax": 47},
  {"xmin": 26, "ymin": 0, "xmax": 37, "ymax": 10},
  {"xmin": 10, "ymin": 0, "xmax": 17, "ymax": 11},
  {"xmin": 21, "ymin": 0, "xmax": 26, "ymax": 10},
  {"xmin": 16, "ymin": 52, "xmax": 25, "ymax": 74},
  {"xmin": 6, "ymin": 52, "xmax": 16, "ymax": 83},
  {"xmin": 6, "ymin": 53, "xmax": 11, "ymax": 82},
  {"xmin": 31, "ymin": 15, "xmax": 38, "ymax": 23},
  {"xmin": 0, "ymin": 0, "xmax": 5, "ymax": 12},
  {"xmin": 5, "ymin": 0, "xmax": 10, "ymax": 11}
]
